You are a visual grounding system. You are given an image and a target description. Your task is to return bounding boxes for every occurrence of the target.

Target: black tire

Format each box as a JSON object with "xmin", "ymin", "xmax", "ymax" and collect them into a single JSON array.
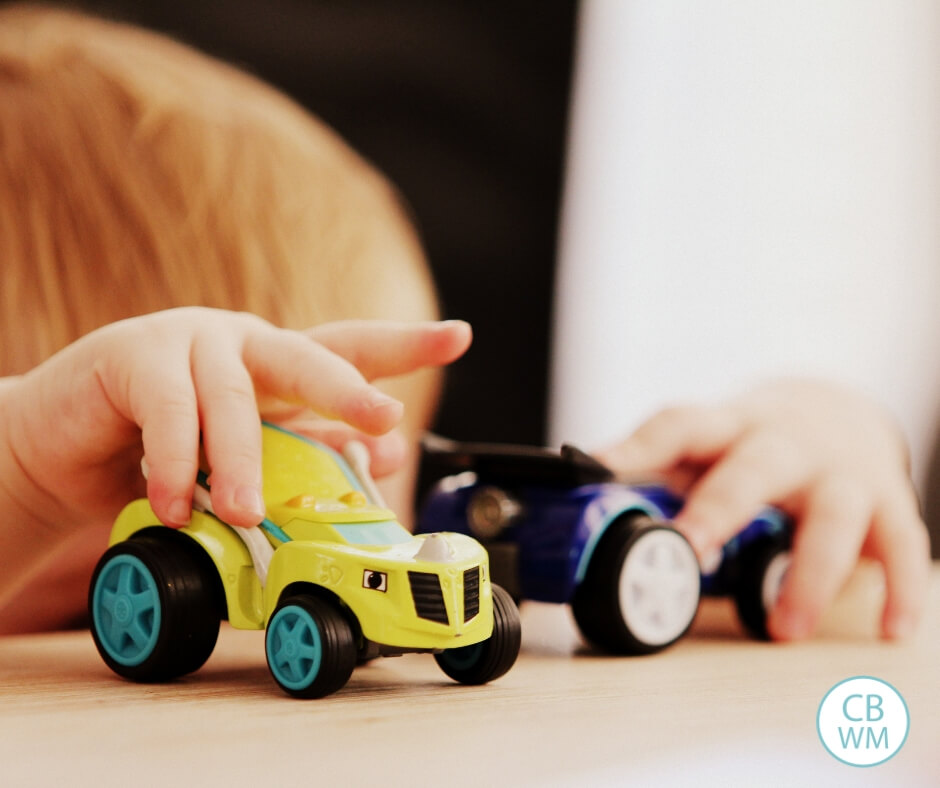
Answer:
[
  {"xmin": 733, "ymin": 539, "xmax": 792, "ymax": 640},
  {"xmin": 435, "ymin": 584, "xmax": 521, "ymax": 685},
  {"xmin": 89, "ymin": 531, "xmax": 222, "ymax": 681},
  {"xmin": 265, "ymin": 594, "xmax": 357, "ymax": 698},
  {"xmin": 571, "ymin": 516, "xmax": 701, "ymax": 655}
]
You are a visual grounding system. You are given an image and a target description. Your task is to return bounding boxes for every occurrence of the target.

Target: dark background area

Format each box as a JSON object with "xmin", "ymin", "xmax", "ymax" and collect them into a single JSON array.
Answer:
[
  {"xmin": 924, "ymin": 423, "xmax": 940, "ymax": 558},
  {"xmin": 67, "ymin": 0, "xmax": 579, "ymax": 447}
]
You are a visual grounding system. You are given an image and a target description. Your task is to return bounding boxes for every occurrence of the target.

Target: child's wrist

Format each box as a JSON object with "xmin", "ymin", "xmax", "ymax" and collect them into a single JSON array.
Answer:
[
  {"xmin": 0, "ymin": 377, "xmax": 61, "ymax": 533},
  {"xmin": 0, "ymin": 377, "xmax": 66, "ymax": 604}
]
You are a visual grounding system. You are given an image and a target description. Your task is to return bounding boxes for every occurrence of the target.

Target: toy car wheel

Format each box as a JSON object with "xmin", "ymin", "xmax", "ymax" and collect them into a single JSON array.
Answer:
[
  {"xmin": 435, "ymin": 584, "xmax": 521, "ymax": 685},
  {"xmin": 266, "ymin": 594, "xmax": 357, "ymax": 698},
  {"xmin": 571, "ymin": 516, "xmax": 701, "ymax": 655},
  {"xmin": 733, "ymin": 540, "xmax": 792, "ymax": 640},
  {"xmin": 89, "ymin": 532, "xmax": 222, "ymax": 681}
]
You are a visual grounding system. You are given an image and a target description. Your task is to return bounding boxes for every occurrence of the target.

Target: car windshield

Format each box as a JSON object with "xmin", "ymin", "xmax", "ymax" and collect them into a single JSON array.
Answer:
[
  {"xmin": 262, "ymin": 423, "xmax": 365, "ymax": 502},
  {"xmin": 422, "ymin": 437, "xmax": 614, "ymax": 486},
  {"xmin": 333, "ymin": 521, "xmax": 413, "ymax": 545}
]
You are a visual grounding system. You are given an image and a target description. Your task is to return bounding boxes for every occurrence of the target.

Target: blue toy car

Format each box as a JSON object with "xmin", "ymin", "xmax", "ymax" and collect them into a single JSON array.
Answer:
[{"xmin": 416, "ymin": 438, "xmax": 793, "ymax": 653}]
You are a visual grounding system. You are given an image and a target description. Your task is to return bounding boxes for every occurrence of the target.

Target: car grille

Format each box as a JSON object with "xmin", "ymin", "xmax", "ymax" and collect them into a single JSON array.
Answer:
[
  {"xmin": 408, "ymin": 571, "xmax": 449, "ymax": 624},
  {"xmin": 463, "ymin": 566, "xmax": 480, "ymax": 621}
]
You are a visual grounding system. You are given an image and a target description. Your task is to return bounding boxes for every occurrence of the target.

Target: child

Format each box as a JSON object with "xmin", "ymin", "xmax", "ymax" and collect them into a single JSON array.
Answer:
[
  {"xmin": 0, "ymin": 6, "xmax": 929, "ymax": 643},
  {"xmin": 0, "ymin": 5, "xmax": 470, "ymax": 631}
]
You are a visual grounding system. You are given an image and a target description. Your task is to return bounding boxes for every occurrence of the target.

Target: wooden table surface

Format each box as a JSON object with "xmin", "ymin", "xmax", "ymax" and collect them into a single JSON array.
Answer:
[{"xmin": 1, "ymin": 564, "xmax": 937, "ymax": 787}]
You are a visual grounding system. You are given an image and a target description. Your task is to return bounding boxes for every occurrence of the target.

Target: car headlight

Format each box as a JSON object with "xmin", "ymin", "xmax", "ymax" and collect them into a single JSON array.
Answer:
[
  {"xmin": 467, "ymin": 486, "xmax": 522, "ymax": 538},
  {"xmin": 362, "ymin": 569, "xmax": 387, "ymax": 592}
]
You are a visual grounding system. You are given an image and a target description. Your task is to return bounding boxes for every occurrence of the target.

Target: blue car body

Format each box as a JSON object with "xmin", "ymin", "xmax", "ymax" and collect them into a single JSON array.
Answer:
[
  {"xmin": 419, "ymin": 480, "xmax": 664, "ymax": 603},
  {"xmin": 418, "ymin": 475, "xmax": 790, "ymax": 603}
]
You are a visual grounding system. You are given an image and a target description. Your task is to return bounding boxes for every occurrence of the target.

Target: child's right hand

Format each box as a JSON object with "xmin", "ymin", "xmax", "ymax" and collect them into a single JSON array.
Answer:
[
  {"xmin": 595, "ymin": 379, "xmax": 930, "ymax": 641},
  {"xmin": 0, "ymin": 308, "xmax": 471, "ymax": 541}
]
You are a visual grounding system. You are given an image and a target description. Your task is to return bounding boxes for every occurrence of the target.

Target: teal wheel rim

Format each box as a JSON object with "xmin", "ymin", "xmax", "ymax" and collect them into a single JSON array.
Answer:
[
  {"xmin": 267, "ymin": 605, "xmax": 323, "ymax": 691},
  {"xmin": 439, "ymin": 641, "xmax": 484, "ymax": 671},
  {"xmin": 92, "ymin": 554, "xmax": 162, "ymax": 666}
]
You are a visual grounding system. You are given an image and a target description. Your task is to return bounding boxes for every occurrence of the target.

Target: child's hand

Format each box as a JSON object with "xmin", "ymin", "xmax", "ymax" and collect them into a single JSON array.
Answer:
[
  {"xmin": 0, "ymin": 308, "xmax": 471, "ymax": 537},
  {"xmin": 595, "ymin": 379, "xmax": 931, "ymax": 641}
]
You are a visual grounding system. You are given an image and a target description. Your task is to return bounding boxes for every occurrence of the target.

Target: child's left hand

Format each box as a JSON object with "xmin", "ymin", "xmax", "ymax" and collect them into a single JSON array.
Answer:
[{"xmin": 595, "ymin": 379, "xmax": 931, "ymax": 641}]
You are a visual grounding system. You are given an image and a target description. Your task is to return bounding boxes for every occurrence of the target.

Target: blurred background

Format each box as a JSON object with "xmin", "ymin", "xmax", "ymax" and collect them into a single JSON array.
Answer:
[
  {"xmin": 36, "ymin": 0, "xmax": 940, "ymax": 554},
  {"xmin": 550, "ymin": 1, "xmax": 940, "ymax": 554}
]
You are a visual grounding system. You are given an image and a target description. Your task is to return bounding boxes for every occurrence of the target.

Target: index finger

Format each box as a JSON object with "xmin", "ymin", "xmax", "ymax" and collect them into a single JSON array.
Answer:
[
  {"xmin": 307, "ymin": 320, "xmax": 472, "ymax": 381},
  {"xmin": 674, "ymin": 429, "xmax": 811, "ymax": 558},
  {"xmin": 244, "ymin": 327, "xmax": 403, "ymax": 435},
  {"xmin": 595, "ymin": 404, "xmax": 742, "ymax": 478}
]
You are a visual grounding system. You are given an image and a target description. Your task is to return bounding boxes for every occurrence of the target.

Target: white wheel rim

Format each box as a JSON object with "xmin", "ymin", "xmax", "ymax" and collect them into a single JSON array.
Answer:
[
  {"xmin": 619, "ymin": 528, "xmax": 701, "ymax": 647},
  {"xmin": 761, "ymin": 551, "xmax": 792, "ymax": 613}
]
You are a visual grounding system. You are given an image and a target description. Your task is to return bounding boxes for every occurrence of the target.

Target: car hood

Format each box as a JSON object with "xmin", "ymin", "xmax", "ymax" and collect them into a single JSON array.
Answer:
[{"xmin": 308, "ymin": 530, "xmax": 486, "ymax": 566}]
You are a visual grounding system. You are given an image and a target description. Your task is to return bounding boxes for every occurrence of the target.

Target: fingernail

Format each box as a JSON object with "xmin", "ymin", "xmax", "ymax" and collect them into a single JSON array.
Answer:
[
  {"xmin": 367, "ymin": 391, "xmax": 401, "ymax": 411},
  {"xmin": 234, "ymin": 485, "xmax": 266, "ymax": 519},
  {"xmin": 167, "ymin": 498, "xmax": 191, "ymax": 527},
  {"xmin": 699, "ymin": 547, "xmax": 723, "ymax": 575},
  {"xmin": 676, "ymin": 522, "xmax": 710, "ymax": 556}
]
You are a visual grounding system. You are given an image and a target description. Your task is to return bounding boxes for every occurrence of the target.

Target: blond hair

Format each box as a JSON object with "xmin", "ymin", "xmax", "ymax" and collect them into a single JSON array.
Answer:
[{"xmin": 0, "ymin": 4, "xmax": 437, "ymax": 375}]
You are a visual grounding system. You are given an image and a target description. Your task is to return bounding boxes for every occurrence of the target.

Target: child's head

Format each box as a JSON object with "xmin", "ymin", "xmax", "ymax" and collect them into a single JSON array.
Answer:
[
  {"xmin": 0, "ymin": 4, "xmax": 437, "ymax": 374},
  {"xmin": 0, "ymin": 6, "xmax": 447, "ymax": 633}
]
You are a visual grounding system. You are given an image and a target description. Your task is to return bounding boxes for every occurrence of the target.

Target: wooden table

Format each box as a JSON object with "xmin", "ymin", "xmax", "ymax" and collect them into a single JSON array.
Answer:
[{"xmin": 1, "ymin": 565, "xmax": 937, "ymax": 787}]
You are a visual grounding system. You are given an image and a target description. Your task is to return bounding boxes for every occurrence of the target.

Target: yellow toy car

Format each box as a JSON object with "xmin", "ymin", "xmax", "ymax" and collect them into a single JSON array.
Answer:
[{"xmin": 89, "ymin": 423, "xmax": 521, "ymax": 698}]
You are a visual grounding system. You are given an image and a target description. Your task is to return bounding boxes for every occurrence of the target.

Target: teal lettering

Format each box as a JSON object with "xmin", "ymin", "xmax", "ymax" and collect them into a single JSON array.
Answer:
[
  {"xmin": 837, "ymin": 726, "xmax": 889, "ymax": 750},
  {"xmin": 866, "ymin": 694, "xmax": 884, "ymax": 722},
  {"xmin": 866, "ymin": 727, "xmax": 888, "ymax": 749},
  {"xmin": 839, "ymin": 727, "xmax": 864, "ymax": 748},
  {"xmin": 843, "ymin": 694, "xmax": 864, "ymax": 721}
]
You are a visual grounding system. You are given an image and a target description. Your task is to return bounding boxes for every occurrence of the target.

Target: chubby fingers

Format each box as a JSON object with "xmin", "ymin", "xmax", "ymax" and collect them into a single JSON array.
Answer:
[
  {"xmin": 128, "ymin": 335, "xmax": 266, "ymax": 529},
  {"xmin": 866, "ymin": 493, "xmax": 931, "ymax": 639},
  {"xmin": 203, "ymin": 323, "xmax": 419, "ymax": 524},
  {"xmin": 121, "ymin": 341, "xmax": 201, "ymax": 529},
  {"xmin": 595, "ymin": 405, "xmax": 742, "ymax": 477},
  {"xmin": 766, "ymin": 477, "xmax": 872, "ymax": 640},
  {"xmin": 673, "ymin": 429, "xmax": 812, "ymax": 560},
  {"xmin": 307, "ymin": 319, "xmax": 472, "ymax": 380},
  {"xmin": 191, "ymin": 339, "xmax": 265, "ymax": 528},
  {"xmin": 245, "ymin": 325, "xmax": 404, "ymax": 435},
  {"xmin": 130, "ymin": 317, "xmax": 423, "ymax": 530},
  {"xmin": 597, "ymin": 405, "xmax": 814, "ymax": 562}
]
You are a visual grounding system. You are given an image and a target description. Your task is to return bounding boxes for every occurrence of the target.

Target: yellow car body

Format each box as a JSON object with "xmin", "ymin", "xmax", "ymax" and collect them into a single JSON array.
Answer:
[{"xmin": 108, "ymin": 424, "xmax": 494, "ymax": 651}]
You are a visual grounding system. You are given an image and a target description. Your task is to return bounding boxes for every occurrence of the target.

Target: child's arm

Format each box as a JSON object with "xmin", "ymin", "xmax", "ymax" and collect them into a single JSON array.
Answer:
[
  {"xmin": 596, "ymin": 379, "xmax": 931, "ymax": 641},
  {"xmin": 0, "ymin": 307, "xmax": 471, "ymax": 608}
]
